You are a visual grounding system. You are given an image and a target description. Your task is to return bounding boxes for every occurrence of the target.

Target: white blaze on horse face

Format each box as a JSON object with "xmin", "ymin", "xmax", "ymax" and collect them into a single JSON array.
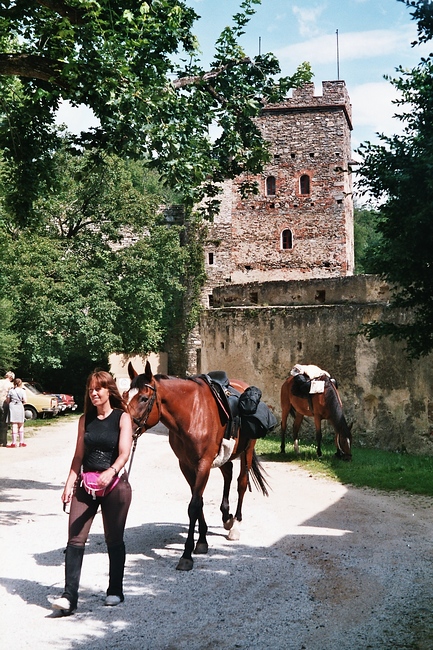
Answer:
[{"xmin": 127, "ymin": 387, "xmax": 138, "ymax": 404}]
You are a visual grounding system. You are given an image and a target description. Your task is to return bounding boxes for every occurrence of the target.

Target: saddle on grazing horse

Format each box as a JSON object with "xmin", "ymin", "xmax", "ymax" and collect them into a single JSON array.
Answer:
[{"xmin": 290, "ymin": 364, "xmax": 332, "ymax": 398}]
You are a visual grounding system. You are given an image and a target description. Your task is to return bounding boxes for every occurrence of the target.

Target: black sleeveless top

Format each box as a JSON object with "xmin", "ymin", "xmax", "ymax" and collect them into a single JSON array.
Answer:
[{"xmin": 82, "ymin": 409, "xmax": 123, "ymax": 472}]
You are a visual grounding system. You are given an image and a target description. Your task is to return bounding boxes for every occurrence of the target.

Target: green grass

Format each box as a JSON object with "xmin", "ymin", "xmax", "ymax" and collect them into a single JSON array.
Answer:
[{"xmin": 256, "ymin": 433, "xmax": 433, "ymax": 497}]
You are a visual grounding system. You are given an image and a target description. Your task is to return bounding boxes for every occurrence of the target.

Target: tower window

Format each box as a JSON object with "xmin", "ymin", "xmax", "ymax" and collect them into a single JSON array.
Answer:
[
  {"xmin": 281, "ymin": 229, "xmax": 293, "ymax": 250},
  {"xmin": 300, "ymin": 174, "xmax": 310, "ymax": 195},
  {"xmin": 266, "ymin": 176, "xmax": 276, "ymax": 196},
  {"xmin": 208, "ymin": 252, "xmax": 214, "ymax": 265}
]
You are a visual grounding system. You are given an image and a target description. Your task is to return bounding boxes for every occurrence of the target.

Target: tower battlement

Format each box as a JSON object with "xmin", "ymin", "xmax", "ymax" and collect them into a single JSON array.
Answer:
[{"xmin": 264, "ymin": 81, "xmax": 352, "ymax": 129}]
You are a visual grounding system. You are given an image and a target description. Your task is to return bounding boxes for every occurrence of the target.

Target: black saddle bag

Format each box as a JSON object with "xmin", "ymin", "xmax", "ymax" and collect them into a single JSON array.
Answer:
[
  {"xmin": 238, "ymin": 386, "xmax": 262, "ymax": 415},
  {"xmin": 291, "ymin": 373, "xmax": 311, "ymax": 398},
  {"xmin": 240, "ymin": 401, "xmax": 277, "ymax": 439}
]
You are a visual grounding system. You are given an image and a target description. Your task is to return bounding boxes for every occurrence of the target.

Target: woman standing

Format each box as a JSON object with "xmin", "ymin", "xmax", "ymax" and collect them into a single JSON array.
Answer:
[
  {"xmin": 7, "ymin": 378, "xmax": 26, "ymax": 448},
  {"xmin": 52, "ymin": 370, "xmax": 133, "ymax": 615}
]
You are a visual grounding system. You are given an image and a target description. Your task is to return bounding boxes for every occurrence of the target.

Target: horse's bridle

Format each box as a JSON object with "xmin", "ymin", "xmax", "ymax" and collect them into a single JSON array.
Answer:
[
  {"xmin": 132, "ymin": 382, "xmax": 158, "ymax": 436},
  {"xmin": 127, "ymin": 380, "xmax": 158, "ymax": 476}
]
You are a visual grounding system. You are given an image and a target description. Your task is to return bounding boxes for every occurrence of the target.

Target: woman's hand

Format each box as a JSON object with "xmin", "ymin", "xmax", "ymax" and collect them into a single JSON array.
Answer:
[
  {"xmin": 97, "ymin": 468, "xmax": 117, "ymax": 488},
  {"xmin": 61, "ymin": 479, "xmax": 76, "ymax": 505}
]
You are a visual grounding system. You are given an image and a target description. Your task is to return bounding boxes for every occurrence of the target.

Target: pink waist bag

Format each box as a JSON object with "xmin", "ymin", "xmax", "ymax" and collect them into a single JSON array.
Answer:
[{"xmin": 81, "ymin": 471, "xmax": 120, "ymax": 500}]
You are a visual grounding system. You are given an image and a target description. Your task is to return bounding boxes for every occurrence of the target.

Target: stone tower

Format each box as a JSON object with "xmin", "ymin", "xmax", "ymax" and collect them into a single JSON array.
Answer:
[{"xmin": 203, "ymin": 81, "xmax": 355, "ymax": 308}]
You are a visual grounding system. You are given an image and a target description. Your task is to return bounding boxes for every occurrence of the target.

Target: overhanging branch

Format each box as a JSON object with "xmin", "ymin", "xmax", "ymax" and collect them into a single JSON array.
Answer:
[
  {"xmin": 0, "ymin": 53, "xmax": 67, "ymax": 87},
  {"xmin": 172, "ymin": 57, "xmax": 251, "ymax": 89}
]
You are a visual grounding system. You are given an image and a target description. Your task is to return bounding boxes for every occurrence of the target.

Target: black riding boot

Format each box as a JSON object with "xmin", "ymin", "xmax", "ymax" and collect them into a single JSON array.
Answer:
[
  {"xmin": 62, "ymin": 544, "xmax": 85, "ymax": 612},
  {"xmin": 106, "ymin": 542, "xmax": 126, "ymax": 602}
]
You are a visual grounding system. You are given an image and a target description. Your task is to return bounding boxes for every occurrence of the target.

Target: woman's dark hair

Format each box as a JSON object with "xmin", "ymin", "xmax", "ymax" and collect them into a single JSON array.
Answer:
[{"xmin": 84, "ymin": 370, "xmax": 127, "ymax": 417}]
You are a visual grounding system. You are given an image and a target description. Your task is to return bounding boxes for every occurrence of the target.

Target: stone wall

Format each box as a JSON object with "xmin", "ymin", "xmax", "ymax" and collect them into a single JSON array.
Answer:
[
  {"xmin": 109, "ymin": 352, "xmax": 168, "ymax": 393},
  {"xmin": 198, "ymin": 276, "xmax": 433, "ymax": 455}
]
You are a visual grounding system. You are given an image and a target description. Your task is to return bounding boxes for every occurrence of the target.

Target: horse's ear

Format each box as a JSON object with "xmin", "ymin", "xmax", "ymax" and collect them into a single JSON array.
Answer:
[
  {"xmin": 144, "ymin": 360, "xmax": 153, "ymax": 380},
  {"xmin": 128, "ymin": 362, "xmax": 138, "ymax": 380}
]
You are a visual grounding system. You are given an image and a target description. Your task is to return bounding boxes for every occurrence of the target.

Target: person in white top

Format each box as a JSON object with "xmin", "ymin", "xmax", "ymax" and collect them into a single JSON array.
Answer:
[
  {"xmin": 7, "ymin": 377, "xmax": 26, "ymax": 448},
  {"xmin": 0, "ymin": 371, "xmax": 15, "ymax": 447}
]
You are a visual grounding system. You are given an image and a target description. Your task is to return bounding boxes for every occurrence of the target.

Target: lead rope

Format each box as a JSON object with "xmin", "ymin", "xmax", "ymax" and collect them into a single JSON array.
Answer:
[
  {"xmin": 127, "ymin": 384, "xmax": 157, "ymax": 478},
  {"xmin": 127, "ymin": 432, "xmax": 142, "ymax": 477}
]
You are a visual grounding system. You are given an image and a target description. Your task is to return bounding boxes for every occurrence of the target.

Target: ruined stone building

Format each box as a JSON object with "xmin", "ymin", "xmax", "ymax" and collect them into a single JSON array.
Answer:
[{"xmin": 203, "ymin": 80, "xmax": 356, "ymax": 309}]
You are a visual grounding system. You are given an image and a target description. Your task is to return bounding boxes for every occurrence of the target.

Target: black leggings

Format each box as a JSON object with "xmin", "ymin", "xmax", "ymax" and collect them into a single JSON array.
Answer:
[{"xmin": 68, "ymin": 473, "xmax": 132, "ymax": 548}]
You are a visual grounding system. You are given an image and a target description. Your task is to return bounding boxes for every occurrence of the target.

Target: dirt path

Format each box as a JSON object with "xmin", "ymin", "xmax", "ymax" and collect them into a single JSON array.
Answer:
[{"xmin": 1, "ymin": 417, "xmax": 433, "ymax": 649}]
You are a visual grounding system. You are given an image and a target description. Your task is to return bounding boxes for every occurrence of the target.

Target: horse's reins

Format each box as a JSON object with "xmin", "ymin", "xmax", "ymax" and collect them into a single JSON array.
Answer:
[{"xmin": 127, "ymin": 382, "xmax": 157, "ymax": 476}]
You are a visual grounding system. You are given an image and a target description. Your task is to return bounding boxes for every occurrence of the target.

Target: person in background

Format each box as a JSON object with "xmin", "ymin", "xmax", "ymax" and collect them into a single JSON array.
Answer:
[
  {"xmin": 0, "ymin": 371, "xmax": 15, "ymax": 447},
  {"xmin": 7, "ymin": 377, "xmax": 26, "ymax": 448},
  {"xmin": 52, "ymin": 370, "xmax": 133, "ymax": 615}
]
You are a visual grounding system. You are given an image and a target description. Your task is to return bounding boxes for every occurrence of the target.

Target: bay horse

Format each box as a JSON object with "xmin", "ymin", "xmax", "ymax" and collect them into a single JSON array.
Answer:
[
  {"xmin": 280, "ymin": 375, "xmax": 352, "ymax": 460},
  {"xmin": 126, "ymin": 361, "xmax": 269, "ymax": 571}
]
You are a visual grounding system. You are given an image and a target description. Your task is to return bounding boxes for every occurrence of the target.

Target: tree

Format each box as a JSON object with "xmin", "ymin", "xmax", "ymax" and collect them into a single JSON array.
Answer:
[
  {"xmin": 353, "ymin": 205, "xmax": 382, "ymax": 274},
  {"xmin": 357, "ymin": 0, "xmax": 433, "ymax": 358},
  {"xmin": 0, "ymin": 148, "xmax": 187, "ymax": 390},
  {"xmin": 0, "ymin": 0, "xmax": 312, "ymax": 225},
  {"xmin": 0, "ymin": 299, "xmax": 20, "ymax": 372}
]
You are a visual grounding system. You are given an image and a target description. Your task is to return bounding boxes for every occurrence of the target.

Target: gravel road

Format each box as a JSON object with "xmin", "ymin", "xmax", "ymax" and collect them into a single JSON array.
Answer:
[{"xmin": 1, "ymin": 416, "xmax": 433, "ymax": 650}]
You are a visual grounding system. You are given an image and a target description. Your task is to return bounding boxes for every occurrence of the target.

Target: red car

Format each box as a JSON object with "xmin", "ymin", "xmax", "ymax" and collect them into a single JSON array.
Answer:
[{"xmin": 56, "ymin": 392, "xmax": 78, "ymax": 414}]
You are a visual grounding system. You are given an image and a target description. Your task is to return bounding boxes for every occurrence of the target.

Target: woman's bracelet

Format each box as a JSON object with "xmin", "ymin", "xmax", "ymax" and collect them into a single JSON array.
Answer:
[{"xmin": 110, "ymin": 466, "xmax": 118, "ymax": 475}]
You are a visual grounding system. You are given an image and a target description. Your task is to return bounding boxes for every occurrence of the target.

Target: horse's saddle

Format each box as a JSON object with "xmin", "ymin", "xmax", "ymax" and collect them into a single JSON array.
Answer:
[
  {"xmin": 291, "ymin": 373, "xmax": 338, "ymax": 416},
  {"xmin": 200, "ymin": 371, "xmax": 277, "ymax": 440},
  {"xmin": 202, "ymin": 371, "xmax": 241, "ymax": 439}
]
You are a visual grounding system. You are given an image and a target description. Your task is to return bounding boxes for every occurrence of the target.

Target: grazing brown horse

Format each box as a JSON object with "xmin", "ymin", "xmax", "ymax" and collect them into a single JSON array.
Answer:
[
  {"xmin": 126, "ymin": 361, "xmax": 269, "ymax": 571},
  {"xmin": 280, "ymin": 375, "xmax": 352, "ymax": 460}
]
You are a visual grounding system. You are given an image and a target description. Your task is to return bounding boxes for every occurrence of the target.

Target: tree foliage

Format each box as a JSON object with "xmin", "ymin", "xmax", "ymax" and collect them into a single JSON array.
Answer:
[
  {"xmin": 357, "ymin": 0, "xmax": 433, "ymax": 358},
  {"xmin": 0, "ymin": 299, "xmax": 20, "ymax": 372},
  {"xmin": 353, "ymin": 205, "xmax": 382, "ymax": 274},
  {"xmin": 1, "ymin": 149, "xmax": 187, "ymax": 390},
  {"xmin": 0, "ymin": 0, "xmax": 312, "ymax": 225}
]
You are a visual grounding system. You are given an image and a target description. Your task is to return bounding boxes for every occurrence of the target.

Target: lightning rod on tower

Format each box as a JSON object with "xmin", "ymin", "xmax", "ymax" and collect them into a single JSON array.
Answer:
[{"xmin": 336, "ymin": 29, "xmax": 340, "ymax": 80}]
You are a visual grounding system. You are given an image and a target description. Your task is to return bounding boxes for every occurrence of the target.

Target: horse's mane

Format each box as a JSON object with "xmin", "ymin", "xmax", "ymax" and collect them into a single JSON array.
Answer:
[
  {"xmin": 131, "ymin": 373, "xmax": 170, "ymax": 389},
  {"xmin": 132, "ymin": 373, "xmax": 205, "ymax": 390},
  {"xmin": 324, "ymin": 378, "xmax": 349, "ymax": 429}
]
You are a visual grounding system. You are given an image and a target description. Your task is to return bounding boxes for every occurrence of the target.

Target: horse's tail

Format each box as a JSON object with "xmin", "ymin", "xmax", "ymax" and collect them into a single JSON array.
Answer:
[{"xmin": 249, "ymin": 449, "xmax": 270, "ymax": 497}]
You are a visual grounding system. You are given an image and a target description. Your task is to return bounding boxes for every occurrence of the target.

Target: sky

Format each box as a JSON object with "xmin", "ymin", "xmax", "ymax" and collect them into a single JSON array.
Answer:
[{"xmin": 57, "ymin": 0, "xmax": 430, "ymax": 154}]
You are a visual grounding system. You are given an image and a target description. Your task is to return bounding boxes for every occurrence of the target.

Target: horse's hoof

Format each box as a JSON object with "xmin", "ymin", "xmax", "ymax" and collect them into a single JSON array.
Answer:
[
  {"xmin": 223, "ymin": 516, "xmax": 234, "ymax": 531},
  {"xmin": 227, "ymin": 520, "xmax": 241, "ymax": 541},
  {"xmin": 176, "ymin": 557, "xmax": 194, "ymax": 571},
  {"xmin": 194, "ymin": 542, "xmax": 209, "ymax": 555}
]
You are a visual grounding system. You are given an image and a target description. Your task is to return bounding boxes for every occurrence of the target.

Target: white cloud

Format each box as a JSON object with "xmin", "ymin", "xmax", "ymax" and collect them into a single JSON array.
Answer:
[
  {"xmin": 292, "ymin": 4, "xmax": 326, "ymax": 39},
  {"xmin": 351, "ymin": 81, "xmax": 404, "ymax": 133},
  {"xmin": 275, "ymin": 25, "xmax": 417, "ymax": 66},
  {"xmin": 349, "ymin": 80, "xmax": 408, "ymax": 151}
]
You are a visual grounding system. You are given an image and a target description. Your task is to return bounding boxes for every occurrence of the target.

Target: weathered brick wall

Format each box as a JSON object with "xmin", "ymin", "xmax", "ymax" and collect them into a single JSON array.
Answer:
[{"xmin": 198, "ymin": 276, "xmax": 433, "ymax": 455}]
